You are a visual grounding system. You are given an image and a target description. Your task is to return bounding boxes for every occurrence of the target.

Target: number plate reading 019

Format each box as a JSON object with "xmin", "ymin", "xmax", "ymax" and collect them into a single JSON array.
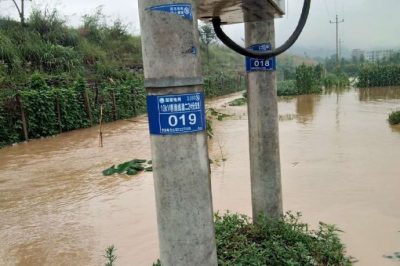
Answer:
[{"xmin": 147, "ymin": 92, "xmax": 206, "ymax": 135}]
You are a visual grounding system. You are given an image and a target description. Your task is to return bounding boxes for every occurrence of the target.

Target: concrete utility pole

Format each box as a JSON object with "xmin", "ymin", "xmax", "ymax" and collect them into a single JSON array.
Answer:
[
  {"xmin": 245, "ymin": 16, "xmax": 283, "ymax": 221},
  {"xmin": 138, "ymin": 1, "xmax": 217, "ymax": 265},
  {"xmin": 330, "ymin": 15, "xmax": 344, "ymax": 69}
]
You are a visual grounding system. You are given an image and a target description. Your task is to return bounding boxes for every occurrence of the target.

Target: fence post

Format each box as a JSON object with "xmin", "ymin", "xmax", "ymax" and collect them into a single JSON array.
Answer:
[
  {"xmin": 131, "ymin": 86, "xmax": 137, "ymax": 116},
  {"xmin": 56, "ymin": 96, "xmax": 62, "ymax": 133},
  {"xmin": 111, "ymin": 90, "xmax": 117, "ymax": 121},
  {"xmin": 83, "ymin": 89, "xmax": 93, "ymax": 125},
  {"xmin": 16, "ymin": 94, "xmax": 29, "ymax": 141}
]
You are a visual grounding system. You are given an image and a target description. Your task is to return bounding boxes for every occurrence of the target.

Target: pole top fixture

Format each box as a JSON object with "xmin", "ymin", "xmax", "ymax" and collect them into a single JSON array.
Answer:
[{"xmin": 197, "ymin": 0, "xmax": 285, "ymax": 24}]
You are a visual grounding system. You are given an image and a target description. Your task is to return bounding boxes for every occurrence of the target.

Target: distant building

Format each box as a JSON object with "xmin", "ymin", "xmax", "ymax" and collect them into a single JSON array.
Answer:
[
  {"xmin": 365, "ymin": 50, "xmax": 395, "ymax": 62},
  {"xmin": 351, "ymin": 49, "xmax": 396, "ymax": 62},
  {"xmin": 351, "ymin": 49, "xmax": 365, "ymax": 61}
]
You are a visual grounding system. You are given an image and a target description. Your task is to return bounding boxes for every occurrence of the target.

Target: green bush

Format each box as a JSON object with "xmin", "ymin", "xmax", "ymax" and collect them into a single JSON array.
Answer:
[
  {"xmin": 388, "ymin": 111, "xmax": 400, "ymax": 125},
  {"xmin": 357, "ymin": 64, "xmax": 400, "ymax": 88},
  {"xmin": 323, "ymin": 73, "xmax": 350, "ymax": 88},
  {"xmin": 295, "ymin": 64, "xmax": 323, "ymax": 95},
  {"xmin": 277, "ymin": 80, "xmax": 298, "ymax": 96},
  {"xmin": 215, "ymin": 212, "xmax": 353, "ymax": 266},
  {"xmin": 204, "ymin": 72, "xmax": 245, "ymax": 97},
  {"xmin": 153, "ymin": 212, "xmax": 353, "ymax": 266}
]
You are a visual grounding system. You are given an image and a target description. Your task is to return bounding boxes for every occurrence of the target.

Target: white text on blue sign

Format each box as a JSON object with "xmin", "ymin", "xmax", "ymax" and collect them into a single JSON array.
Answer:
[
  {"xmin": 245, "ymin": 43, "xmax": 277, "ymax": 72},
  {"xmin": 147, "ymin": 93, "xmax": 206, "ymax": 135}
]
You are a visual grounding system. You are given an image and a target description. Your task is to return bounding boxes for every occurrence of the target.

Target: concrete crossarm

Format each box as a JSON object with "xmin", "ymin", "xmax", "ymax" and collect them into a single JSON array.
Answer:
[{"xmin": 197, "ymin": 0, "xmax": 285, "ymax": 24}]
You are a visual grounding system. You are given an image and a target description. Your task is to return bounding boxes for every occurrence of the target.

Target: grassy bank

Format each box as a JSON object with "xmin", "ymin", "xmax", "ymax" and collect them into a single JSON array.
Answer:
[{"xmin": 0, "ymin": 10, "xmax": 245, "ymax": 148}]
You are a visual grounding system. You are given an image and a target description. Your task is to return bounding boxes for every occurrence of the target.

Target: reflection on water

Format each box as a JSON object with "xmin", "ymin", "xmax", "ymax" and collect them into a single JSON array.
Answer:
[
  {"xmin": 324, "ymin": 87, "xmax": 351, "ymax": 96},
  {"xmin": 296, "ymin": 94, "xmax": 320, "ymax": 124},
  {"xmin": 359, "ymin": 86, "xmax": 400, "ymax": 102},
  {"xmin": 1, "ymin": 88, "xmax": 400, "ymax": 265},
  {"xmin": 390, "ymin": 124, "xmax": 400, "ymax": 134}
]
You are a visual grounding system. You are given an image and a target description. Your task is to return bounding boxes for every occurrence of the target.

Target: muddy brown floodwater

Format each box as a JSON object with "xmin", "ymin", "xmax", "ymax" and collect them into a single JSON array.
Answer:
[{"xmin": 1, "ymin": 87, "xmax": 400, "ymax": 266}]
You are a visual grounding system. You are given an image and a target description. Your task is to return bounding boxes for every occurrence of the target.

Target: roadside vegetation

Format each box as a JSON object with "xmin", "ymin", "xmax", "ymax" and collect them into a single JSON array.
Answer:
[
  {"xmin": 153, "ymin": 212, "xmax": 353, "ymax": 266},
  {"xmin": 323, "ymin": 51, "xmax": 400, "ymax": 88},
  {"xmin": 357, "ymin": 65, "xmax": 400, "ymax": 88},
  {"xmin": 0, "ymin": 12, "xmax": 244, "ymax": 148}
]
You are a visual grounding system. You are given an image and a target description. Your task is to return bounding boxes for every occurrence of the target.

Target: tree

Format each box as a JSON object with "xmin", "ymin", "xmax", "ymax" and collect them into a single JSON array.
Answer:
[
  {"xmin": 2, "ymin": 0, "xmax": 32, "ymax": 25},
  {"xmin": 199, "ymin": 23, "xmax": 216, "ymax": 65}
]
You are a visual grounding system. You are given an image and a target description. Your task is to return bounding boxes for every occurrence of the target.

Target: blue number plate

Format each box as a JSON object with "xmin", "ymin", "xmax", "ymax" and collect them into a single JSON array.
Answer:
[
  {"xmin": 245, "ymin": 43, "xmax": 277, "ymax": 72},
  {"xmin": 147, "ymin": 92, "xmax": 206, "ymax": 135},
  {"xmin": 148, "ymin": 3, "xmax": 193, "ymax": 21}
]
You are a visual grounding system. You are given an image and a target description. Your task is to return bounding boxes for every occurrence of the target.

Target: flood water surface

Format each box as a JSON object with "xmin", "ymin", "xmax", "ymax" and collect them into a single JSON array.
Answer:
[{"xmin": 1, "ymin": 87, "xmax": 400, "ymax": 265}]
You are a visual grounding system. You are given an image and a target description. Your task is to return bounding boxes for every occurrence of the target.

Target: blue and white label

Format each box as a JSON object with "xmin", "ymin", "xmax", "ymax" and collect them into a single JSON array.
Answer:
[
  {"xmin": 245, "ymin": 43, "xmax": 277, "ymax": 72},
  {"xmin": 147, "ymin": 92, "xmax": 206, "ymax": 135},
  {"xmin": 148, "ymin": 3, "xmax": 193, "ymax": 21}
]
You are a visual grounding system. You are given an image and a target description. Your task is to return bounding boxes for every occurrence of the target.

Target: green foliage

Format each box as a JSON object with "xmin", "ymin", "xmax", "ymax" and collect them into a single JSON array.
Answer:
[
  {"xmin": 214, "ymin": 212, "xmax": 353, "ymax": 266},
  {"xmin": 104, "ymin": 245, "xmax": 117, "ymax": 266},
  {"xmin": 153, "ymin": 212, "xmax": 353, "ymax": 266},
  {"xmin": 199, "ymin": 23, "xmax": 216, "ymax": 46},
  {"xmin": 277, "ymin": 80, "xmax": 298, "ymax": 96},
  {"xmin": 102, "ymin": 159, "xmax": 152, "ymax": 176},
  {"xmin": 323, "ymin": 73, "xmax": 350, "ymax": 88},
  {"xmin": 388, "ymin": 111, "xmax": 400, "ymax": 125},
  {"xmin": 204, "ymin": 72, "xmax": 245, "ymax": 97},
  {"xmin": 295, "ymin": 64, "xmax": 323, "ymax": 95},
  {"xmin": 0, "ymin": 9, "xmax": 244, "ymax": 148},
  {"xmin": 53, "ymin": 87, "xmax": 90, "ymax": 131},
  {"xmin": 20, "ymin": 89, "xmax": 58, "ymax": 138},
  {"xmin": 357, "ymin": 64, "xmax": 400, "ymax": 88}
]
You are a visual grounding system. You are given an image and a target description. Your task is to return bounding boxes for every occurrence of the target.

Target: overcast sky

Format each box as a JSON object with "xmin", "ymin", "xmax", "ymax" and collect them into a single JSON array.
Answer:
[{"xmin": 1, "ymin": 0, "xmax": 400, "ymax": 54}]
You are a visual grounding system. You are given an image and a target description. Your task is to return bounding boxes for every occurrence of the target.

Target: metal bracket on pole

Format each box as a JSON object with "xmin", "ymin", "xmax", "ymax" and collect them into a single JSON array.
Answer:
[{"xmin": 210, "ymin": 0, "xmax": 311, "ymax": 59}]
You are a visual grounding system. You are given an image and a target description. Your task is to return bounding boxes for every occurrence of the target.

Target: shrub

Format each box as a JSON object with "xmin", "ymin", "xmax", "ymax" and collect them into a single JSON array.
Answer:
[
  {"xmin": 277, "ymin": 80, "xmax": 298, "ymax": 96},
  {"xmin": 323, "ymin": 73, "xmax": 350, "ymax": 88},
  {"xmin": 295, "ymin": 64, "xmax": 323, "ymax": 94},
  {"xmin": 357, "ymin": 64, "xmax": 400, "ymax": 88},
  {"xmin": 388, "ymin": 111, "xmax": 400, "ymax": 125},
  {"xmin": 153, "ymin": 212, "xmax": 353, "ymax": 266},
  {"xmin": 215, "ymin": 212, "xmax": 353, "ymax": 266}
]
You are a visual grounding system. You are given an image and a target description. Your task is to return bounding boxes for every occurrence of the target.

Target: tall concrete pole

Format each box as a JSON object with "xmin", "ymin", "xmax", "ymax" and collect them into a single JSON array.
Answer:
[
  {"xmin": 138, "ymin": 1, "xmax": 217, "ymax": 265},
  {"xmin": 330, "ymin": 15, "xmax": 344, "ymax": 70},
  {"xmin": 245, "ymin": 16, "xmax": 283, "ymax": 221}
]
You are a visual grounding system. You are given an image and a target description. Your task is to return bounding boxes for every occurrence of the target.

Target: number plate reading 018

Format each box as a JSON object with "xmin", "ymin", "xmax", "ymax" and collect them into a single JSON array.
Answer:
[
  {"xmin": 147, "ymin": 92, "xmax": 206, "ymax": 135},
  {"xmin": 245, "ymin": 43, "xmax": 276, "ymax": 72}
]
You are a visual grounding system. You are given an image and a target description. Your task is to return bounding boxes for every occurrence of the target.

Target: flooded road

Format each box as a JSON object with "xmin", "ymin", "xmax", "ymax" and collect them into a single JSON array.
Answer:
[{"xmin": 1, "ymin": 87, "xmax": 400, "ymax": 265}]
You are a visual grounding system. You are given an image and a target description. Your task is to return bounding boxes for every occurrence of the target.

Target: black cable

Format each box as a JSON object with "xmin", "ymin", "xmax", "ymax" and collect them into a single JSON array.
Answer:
[{"xmin": 211, "ymin": 0, "xmax": 312, "ymax": 59}]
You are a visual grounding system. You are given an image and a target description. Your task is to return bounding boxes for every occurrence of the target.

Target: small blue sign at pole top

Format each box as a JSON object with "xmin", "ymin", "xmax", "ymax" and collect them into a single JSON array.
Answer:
[
  {"xmin": 245, "ymin": 43, "xmax": 277, "ymax": 72},
  {"xmin": 148, "ymin": 3, "xmax": 193, "ymax": 21},
  {"xmin": 147, "ymin": 92, "xmax": 206, "ymax": 135}
]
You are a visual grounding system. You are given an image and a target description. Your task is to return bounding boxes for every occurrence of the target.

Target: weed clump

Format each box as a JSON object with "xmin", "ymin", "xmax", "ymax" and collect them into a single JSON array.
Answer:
[
  {"xmin": 388, "ymin": 111, "xmax": 400, "ymax": 125},
  {"xmin": 153, "ymin": 212, "xmax": 353, "ymax": 265},
  {"xmin": 215, "ymin": 212, "xmax": 353, "ymax": 266}
]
